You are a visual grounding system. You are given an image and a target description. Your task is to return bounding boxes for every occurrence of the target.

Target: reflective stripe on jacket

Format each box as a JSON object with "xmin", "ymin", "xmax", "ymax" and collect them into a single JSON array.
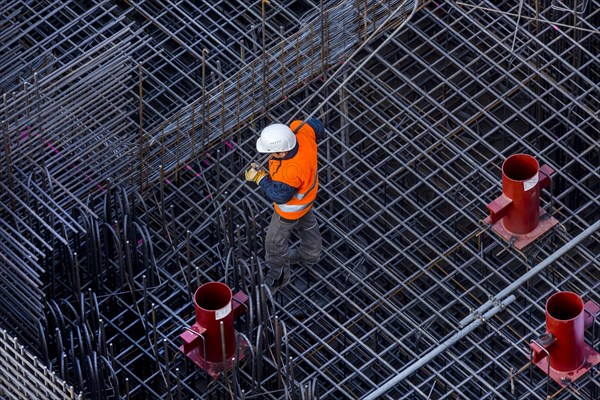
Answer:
[{"xmin": 269, "ymin": 120, "xmax": 319, "ymax": 220}]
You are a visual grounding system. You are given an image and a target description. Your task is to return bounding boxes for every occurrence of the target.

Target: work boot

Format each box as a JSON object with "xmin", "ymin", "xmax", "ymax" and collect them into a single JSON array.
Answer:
[
  {"xmin": 289, "ymin": 248, "xmax": 302, "ymax": 265},
  {"xmin": 265, "ymin": 268, "xmax": 291, "ymax": 293},
  {"xmin": 290, "ymin": 248, "xmax": 320, "ymax": 268}
]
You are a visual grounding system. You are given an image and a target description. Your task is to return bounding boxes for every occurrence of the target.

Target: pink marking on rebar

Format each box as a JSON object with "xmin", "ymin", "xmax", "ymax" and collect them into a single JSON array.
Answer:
[
  {"xmin": 18, "ymin": 129, "xmax": 30, "ymax": 143},
  {"xmin": 225, "ymin": 141, "xmax": 234, "ymax": 150},
  {"xmin": 552, "ymin": 25, "xmax": 559, "ymax": 31},
  {"xmin": 184, "ymin": 164, "xmax": 202, "ymax": 178},
  {"xmin": 18, "ymin": 128, "xmax": 105, "ymax": 192},
  {"xmin": 74, "ymin": 165, "xmax": 106, "ymax": 192},
  {"xmin": 203, "ymin": 160, "xmax": 210, "ymax": 166},
  {"xmin": 165, "ymin": 178, "xmax": 171, "ymax": 185},
  {"xmin": 78, "ymin": 167, "xmax": 106, "ymax": 192},
  {"xmin": 42, "ymin": 139, "xmax": 64, "ymax": 156},
  {"xmin": 89, "ymin": 179, "xmax": 106, "ymax": 192}
]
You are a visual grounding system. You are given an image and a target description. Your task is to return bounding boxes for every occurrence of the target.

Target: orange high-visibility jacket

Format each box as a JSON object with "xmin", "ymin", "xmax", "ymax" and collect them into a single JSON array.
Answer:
[{"xmin": 268, "ymin": 120, "xmax": 319, "ymax": 220}]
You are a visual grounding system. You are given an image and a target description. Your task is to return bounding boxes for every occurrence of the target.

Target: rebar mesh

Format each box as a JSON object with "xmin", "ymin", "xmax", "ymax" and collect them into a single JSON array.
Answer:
[
  {"xmin": 0, "ymin": 328, "xmax": 81, "ymax": 400},
  {"xmin": 0, "ymin": 0, "xmax": 598, "ymax": 399}
]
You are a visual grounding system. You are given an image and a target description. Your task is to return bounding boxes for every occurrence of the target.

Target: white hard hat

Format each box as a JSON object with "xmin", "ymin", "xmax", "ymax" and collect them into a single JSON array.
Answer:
[{"xmin": 256, "ymin": 124, "xmax": 296, "ymax": 153}]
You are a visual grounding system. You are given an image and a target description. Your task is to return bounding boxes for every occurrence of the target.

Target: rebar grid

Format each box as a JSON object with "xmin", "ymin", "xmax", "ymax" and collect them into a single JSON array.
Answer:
[
  {"xmin": 0, "ymin": 0, "xmax": 599, "ymax": 399},
  {"xmin": 0, "ymin": 328, "xmax": 82, "ymax": 400}
]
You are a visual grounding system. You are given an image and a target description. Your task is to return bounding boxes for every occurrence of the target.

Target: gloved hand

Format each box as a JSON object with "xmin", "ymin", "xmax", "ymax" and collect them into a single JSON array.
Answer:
[{"xmin": 245, "ymin": 163, "xmax": 267, "ymax": 184}]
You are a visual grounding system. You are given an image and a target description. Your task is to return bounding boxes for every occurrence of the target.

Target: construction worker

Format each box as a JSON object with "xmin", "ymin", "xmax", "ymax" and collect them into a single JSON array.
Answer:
[{"xmin": 245, "ymin": 118, "xmax": 325, "ymax": 292}]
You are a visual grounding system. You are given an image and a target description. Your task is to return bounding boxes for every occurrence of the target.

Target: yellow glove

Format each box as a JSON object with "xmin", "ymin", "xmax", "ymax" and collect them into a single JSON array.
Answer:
[{"xmin": 245, "ymin": 163, "xmax": 268, "ymax": 184}]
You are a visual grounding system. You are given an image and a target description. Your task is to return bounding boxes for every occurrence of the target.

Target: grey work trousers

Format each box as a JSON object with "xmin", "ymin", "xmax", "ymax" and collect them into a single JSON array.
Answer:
[{"xmin": 264, "ymin": 208, "xmax": 322, "ymax": 289}]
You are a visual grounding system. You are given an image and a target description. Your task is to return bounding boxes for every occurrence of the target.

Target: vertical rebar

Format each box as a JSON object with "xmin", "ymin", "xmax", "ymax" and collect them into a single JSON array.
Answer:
[
  {"xmin": 186, "ymin": 230, "xmax": 194, "ymax": 295},
  {"xmin": 73, "ymin": 252, "xmax": 81, "ymax": 298},
  {"xmin": 138, "ymin": 63, "xmax": 144, "ymax": 193},
  {"xmin": 261, "ymin": 0, "xmax": 269, "ymax": 121},
  {"xmin": 251, "ymin": 57, "xmax": 256, "ymax": 129},
  {"xmin": 220, "ymin": 321, "xmax": 230, "ymax": 388},
  {"xmin": 275, "ymin": 315, "xmax": 282, "ymax": 389},
  {"xmin": 201, "ymin": 49, "xmax": 208, "ymax": 156},
  {"xmin": 175, "ymin": 113, "xmax": 181, "ymax": 184},
  {"xmin": 280, "ymin": 25, "xmax": 285, "ymax": 100},
  {"xmin": 220, "ymin": 81, "xmax": 225, "ymax": 141},
  {"xmin": 363, "ymin": 0, "xmax": 368, "ymax": 42},
  {"xmin": 163, "ymin": 338, "xmax": 172, "ymax": 399},
  {"xmin": 191, "ymin": 103, "xmax": 196, "ymax": 162},
  {"xmin": 159, "ymin": 164, "xmax": 167, "ymax": 235},
  {"xmin": 295, "ymin": 33, "xmax": 300, "ymax": 85},
  {"xmin": 175, "ymin": 368, "xmax": 182, "ymax": 400},
  {"xmin": 320, "ymin": 0, "xmax": 325, "ymax": 72}
]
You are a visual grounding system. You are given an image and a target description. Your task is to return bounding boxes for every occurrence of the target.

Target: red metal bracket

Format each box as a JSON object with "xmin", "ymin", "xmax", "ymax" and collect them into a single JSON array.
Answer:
[
  {"xmin": 232, "ymin": 291, "xmax": 249, "ymax": 318},
  {"xmin": 583, "ymin": 300, "xmax": 599, "ymax": 328},
  {"xmin": 538, "ymin": 164, "xmax": 554, "ymax": 190},
  {"xmin": 487, "ymin": 194, "xmax": 512, "ymax": 225},
  {"xmin": 530, "ymin": 333, "xmax": 555, "ymax": 364},
  {"xmin": 180, "ymin": 325, "xmax": 207, "ymax": 354}
]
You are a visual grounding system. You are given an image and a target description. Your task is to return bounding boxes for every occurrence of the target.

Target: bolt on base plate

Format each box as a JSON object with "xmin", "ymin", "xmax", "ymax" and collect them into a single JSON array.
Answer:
[
  {"xmin": 529, "ymin": 344, "xmax": 600, "ymax": 387},
  {"xmin": 180, "ymin": 333, "xmax": 250, "ymax": 379},
  {"xmin": 484, "ymin": 208, "xmax": 558, "ymax": 250}
]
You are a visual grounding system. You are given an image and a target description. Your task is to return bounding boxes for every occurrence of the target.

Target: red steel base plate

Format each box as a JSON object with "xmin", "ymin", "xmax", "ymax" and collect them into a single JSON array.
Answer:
[
  {"xmin": 484, "ymin": 208, "xmax": 558, "ymax": 250},
  {"xmin": 529, "ymin": 344, "xmax": 600, "ymax": 387},
  {"xmin": 180, "ymin": 332, "xmax": 250, "ymax": 379}
]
